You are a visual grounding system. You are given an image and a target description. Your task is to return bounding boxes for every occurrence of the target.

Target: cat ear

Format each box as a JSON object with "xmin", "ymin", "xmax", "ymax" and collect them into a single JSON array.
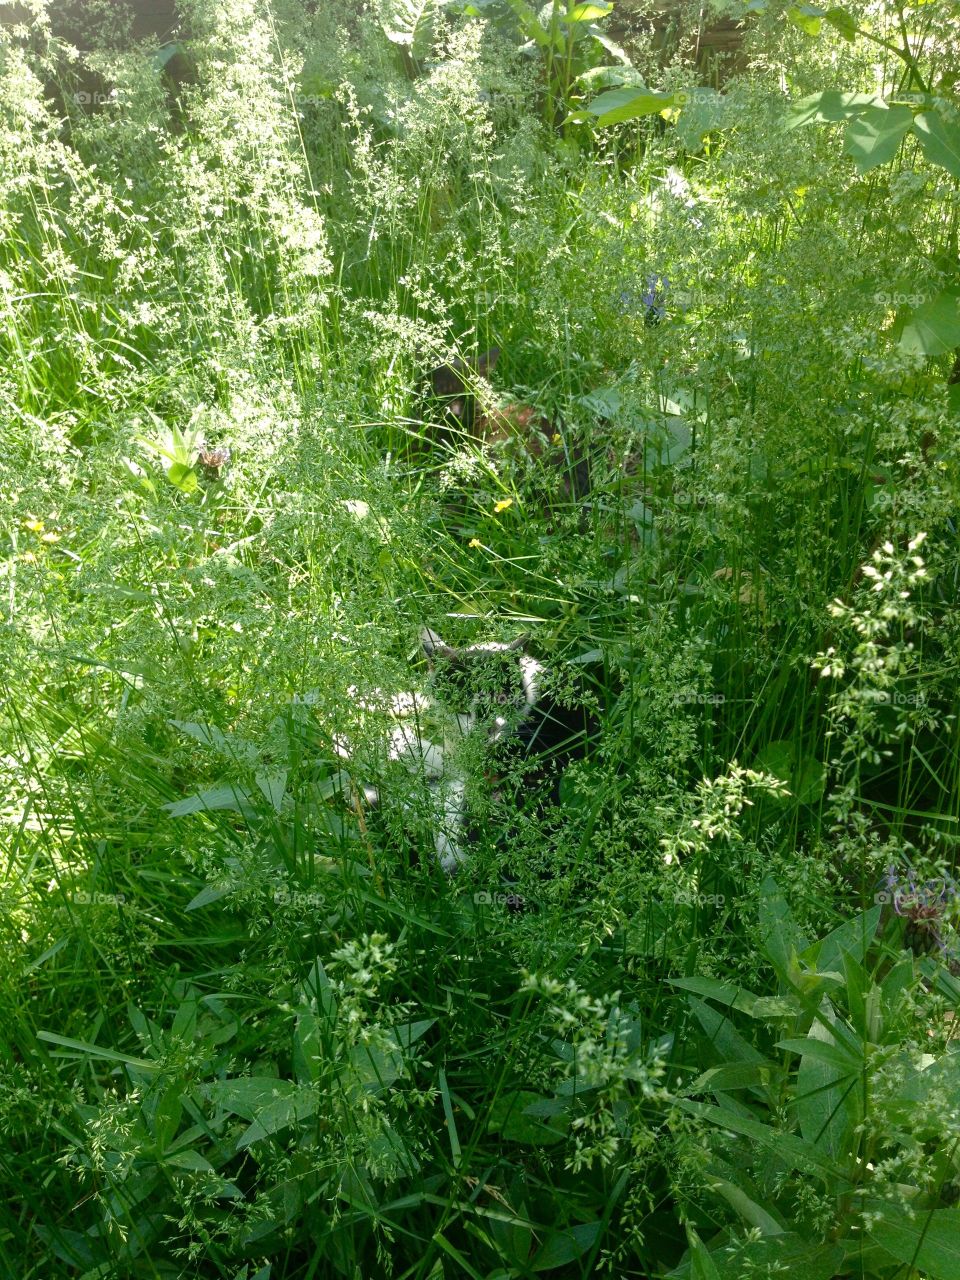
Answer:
[
  {"xmin": 421, "ymin": 628, "xmax": 458, "ymax": 660},
  {"xmin": 431, "ymin": 347, "xmax": 500, "ymax": 395},
  {"xmin": 476, "ymin": 346, "xmax": 500, "ymax": 376}
]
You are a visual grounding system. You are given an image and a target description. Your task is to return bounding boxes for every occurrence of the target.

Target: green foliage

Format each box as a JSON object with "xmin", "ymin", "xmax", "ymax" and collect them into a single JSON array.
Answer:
[
  {"xmin": 0, "ymin": 0, "xmax": 959, "ymax": 1274},
  {"xmin": 668, "ymin": 880, "xmax": 960, "ymax": 1279}
]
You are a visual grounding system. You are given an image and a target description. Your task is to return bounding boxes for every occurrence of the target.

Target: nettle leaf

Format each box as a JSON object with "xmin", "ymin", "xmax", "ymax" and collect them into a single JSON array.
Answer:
[
  {"xmin": 868, "ymin": 1207, "xmax": 960, "ymax": 1279},
  {"xmin": 913, "ymin": 109, "xmax": 960, "ymax": 179},
  {"xmin": 899, "ymin": 288, "xmax": 960, "ymax": 357},
  {"xmin": 843, "ymin": 104, "xmax": 914, "ymax": 172}
]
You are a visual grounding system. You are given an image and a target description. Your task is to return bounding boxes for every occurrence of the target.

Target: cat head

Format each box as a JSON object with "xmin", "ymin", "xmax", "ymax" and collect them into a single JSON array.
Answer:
[
  {"xmin": 426, "ymin": 347, "xmax": 501, "ymax": 436},
  {"xmin": 420, "ymin": 627, "xmax": 542, "ymax": 744}
]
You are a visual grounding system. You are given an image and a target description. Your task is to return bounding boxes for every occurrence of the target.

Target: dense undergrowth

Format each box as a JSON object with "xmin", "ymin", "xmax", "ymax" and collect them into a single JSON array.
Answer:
[{"xmin": 1, "ymin": 0, "xmax": 959, "ymax": 1276}]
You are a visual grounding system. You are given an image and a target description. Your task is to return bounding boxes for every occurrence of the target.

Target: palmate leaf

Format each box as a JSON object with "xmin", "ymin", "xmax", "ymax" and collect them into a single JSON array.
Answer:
[
  {"xmin": 786, "ymin": 4, "xmax": 822, "ymax": 36},
  {"xmin": 381, "ymin": 0, "xmax": 441, "ymax": 62},
  {"xmin": 898, "ymin": 288, "xmax": 960, "ymax": 357},
  {"xmin": 914, "ymin": 108, "xmax": 960, "ymax": 178},
  {"xmin": 786, "ymin": 90, "xmax": 882, "ymax": 128},
  {"xmin": 843, "ymin": 104, "xmax": 913, "ymax": 172}
]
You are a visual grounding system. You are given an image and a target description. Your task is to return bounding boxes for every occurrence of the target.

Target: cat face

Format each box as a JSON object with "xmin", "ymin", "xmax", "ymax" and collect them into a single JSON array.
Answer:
[
  {"xmin": 420, "ymin": 628, "xmax": 542, "ymax": 745},
  {"xmin": 428, "ymin": 347, "xmax": 501, "ymax": 436}
]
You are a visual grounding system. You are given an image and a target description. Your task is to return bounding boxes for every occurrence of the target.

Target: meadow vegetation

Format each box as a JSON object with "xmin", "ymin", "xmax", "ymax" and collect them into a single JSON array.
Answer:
[{"xmin": 1, "ymin": 0, "xmax": 959, "ymax": 1275}]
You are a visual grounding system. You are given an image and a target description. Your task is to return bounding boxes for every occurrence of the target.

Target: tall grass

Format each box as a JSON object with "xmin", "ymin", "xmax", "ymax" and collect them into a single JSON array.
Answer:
[{"xmin": 0, "ymin": 0, "xmax": 958, "ymax": 1275}]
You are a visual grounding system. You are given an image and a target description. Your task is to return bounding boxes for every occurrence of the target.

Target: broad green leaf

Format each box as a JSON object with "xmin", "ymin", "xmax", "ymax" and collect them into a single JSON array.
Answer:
[
  {"xmin": 168, "ymin": 461, "xmax": 198, "ymax": 494},
  {"xmin": 759, "ymin": 877, "xmax": 808, "ymax": 982},
  {"xmin": 844, "ymin": 105, "xmax": 913, "ymax": 172},
  {"xmin": 504, "ymin": 0, "xmax": 553, "ymax": 47},
  {"xmin": 776, "ymin": 1037, "xmax": 859, "ymax": 1070},
  {"xmin": 202, "ymin": 1076, "xmax": 291, "ymax": 1119},
  {"xmin": 674, "ymin": 91, "xmax": 731, "ymax": 150},
  {"xmin": 899, "ymin": 288, "xmax": 960, "ymax": 357},
  {"xmin": 687, "ymin": 1062, "xmax": 779, "ymax": 1094},
  {"xmin": 787, "ymin": 91, "xmax": 882, "ymax": 128},
  {"xmin": 670, "ymin": 1231, "xmax": 845, "ymax": 1279},
  {"xmin": 382, "ymin": 0, "xmax": 439, "ymax": 61},
  {"xmin": 593, "ymin": 30, "xmax": 632, "ymax": 64},
  {"xmin": 576, "ymin": 65, "xmax": 647, "ymax": 91},
  {"xmin": 576, "ymin": 86, "xmax": 676, "ymax": 126},
  {"xmin": 790, "ymin": 999, "xmax": 860, "ymax": 1159},
  {"xmin": 393, "ymin": 1018, "xmax": 436, "ymax": 1050},
  {"xmin": 349, "ymin": 1020, "xmax": 434, "ymax": 1093},
  {"xmin": 686, "ymin": 1225, "xmax": 722, "ymax": 1279},
  {"xmin": 823, "ymin": 6, "xmax": 857, "ymax": 38},
  {"xmin": 37, "ymin": 1031, "xmax": 159, "ymax": 1072},
  {"xmin": 868, "ymin": 1207, "xmax": 960, "ymax": 1279},
  {"xmin": 675, "ymin": 1100, "xmax": 841, "ymax": 1178},
  {"xmin": 237, "ymin": 1086, "xmax": 320, "ymax": 1148},
  {"xmin": 168, "ymin": 720, "xmax": 258, "ymax": 763},
  {"xmin": 164, "ymin": 1148, "xmax": 214, "ymax": 1172},
  {"xmin": 787, "ymin": 5, "xmax": 823, "ymax": 36},
  {"xmin": 670, "ymin": 976, "xmax": 764, "ymax": 1016},
  {"xmin": 800, "ymin": 907, "xmax": 881, "ymax": 971},
  {"xmin": 532, "ymin": 1221, "xmax": 602, "ymax": 1270},
  {"xmin": 687, "ymin": 997, "xmax": 766, "ymax": 1066},
  {"xmin": 486, "ymin": 1091, "xmax": 566, "ymax": 1144},
  {"xmin": 185, "ymin": 883, "xmax": 233, "ymax": 911},
  {"xmin": 162, "ymin": 785, "xmax": 255, "ymax": 817},
  {"xmin": 303, "ymin": 958, "xmax": 338, "ymax": 1021},
  {"xmin": 255, "ymin": 769, "xmax": 288, "ymax": 813},
  {"xmin": 293, "ymin": 1010, "xmax": 323, "ymax": 1084},
  {"xmin": 914, "ymin": 109, "xmax": 960, "ymax": 178},
  {"xmin": 561, "ymin": 2, "xmax": 611, "ymax": 20},
  {"xmin": 708, "ymin": 1174, "xmax": 785, "ymax": 1234},
  {"xmin": 151, "ymin": 42, "xmax": 182, "ymax": 70}
]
